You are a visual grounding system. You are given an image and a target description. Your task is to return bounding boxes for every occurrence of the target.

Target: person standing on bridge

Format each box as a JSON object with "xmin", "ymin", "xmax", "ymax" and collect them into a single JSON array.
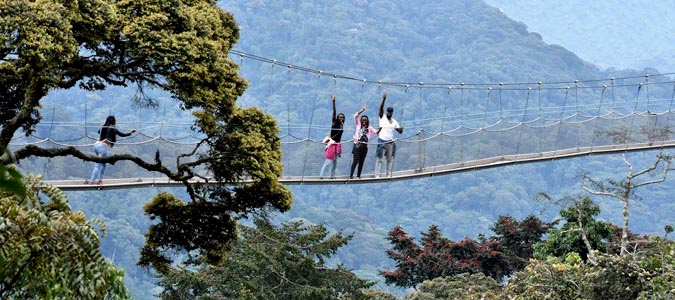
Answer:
[
  {"xmin": 375, "ymin": 91, "xmax": 403, "ymax": 178},
  {"xmin": 89, "ymin": 115, "xmax": 136, "ymax": 184},
  {"xmin": 349, "ymin": 105, "xmax": 379, "ymax": 179},
  {"xmin": 320, "ymin": 95, "xmax": 345, "ymax": 179}
]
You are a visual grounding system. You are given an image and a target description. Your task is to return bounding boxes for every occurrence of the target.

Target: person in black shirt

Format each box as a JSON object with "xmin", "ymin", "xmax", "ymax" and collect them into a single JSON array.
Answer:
[
  {"xmin": 89, "ymin": 115, "xmax": 136, "ymax": 184},
  {"xmin": 320, "ymin": 95, "xmax": 345, "ymax": 179}
]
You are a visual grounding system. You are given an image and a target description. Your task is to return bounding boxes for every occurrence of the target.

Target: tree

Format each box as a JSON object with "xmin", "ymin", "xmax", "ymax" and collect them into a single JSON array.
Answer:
[
  {"xmin": 490, "ymin": 214, "xmax": 554, "ymax": 270},
  {"xmin": 381, "ymin": 225, "xmax": 512, "ymax": 288},
  {"xmin": 581, "ymin": 153, "xmax": 673, "ymax": 255},
  {"xmin": 0, "ymin": 0, "xmax": 292, "ymax": 270},
  {"xmin": 0, "ymin": 147, "xmax": 25, "ymax": 197},
  {"xmin": 504, "ymin": 238, "xmax": 675, "ymax": 300},
  {"xmin": 534, "ymin": 195, "xmax": 615, "ymax": 264},
  {"xmin": 0, "ymin": 174, "xmax": 129, "ymax": 299},
  {"xmin": 407, "ymin": 273, "xmax": 501, "ymax": 300},
  {"xmin": 155, "ymin": 217, "xmax": 375, "ymax": 300}
]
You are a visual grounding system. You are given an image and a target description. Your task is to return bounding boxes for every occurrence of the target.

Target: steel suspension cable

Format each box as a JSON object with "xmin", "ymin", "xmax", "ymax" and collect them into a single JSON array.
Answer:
[
  {"xmin": 590, "ymin": 85, "xmax": 607, "ymax": 151},
  {"xmin": 515, "ymin": 88, "xmax": 532, "ymax": 158},
  {"xmin": 300, "ymin": 73, "xmax": 322, "ymax": 179},
  {"xmin": 476, "ymin": 87, "xmax": 492, "ymax": 159},
  {"xmin": 552, "ymin": 87, "xmax": 571, "ymax": 158},
  {"xmin": 624, "ymin": 84, "xmax": 643, "ymax": 149}
]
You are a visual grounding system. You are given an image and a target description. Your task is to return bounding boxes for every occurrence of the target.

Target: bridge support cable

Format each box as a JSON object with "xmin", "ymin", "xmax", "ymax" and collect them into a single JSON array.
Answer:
[
  {"xmin": 574, "ymin": 80, "xmax": 582, "ymax": 149},
  {"xmin": 537, "ymin": 82, "xmax": 544, "ymax": 154},
  {"xmin": 300, "ymin": 73, "xmax": 322, "ymax": 180},
  {"xmin": 498, "ymin": 83, "xmax": 505, "ymax": 157},
  {"xmin": 476, "ymin": 87, "xmax": 492, "ymax": 159},
  {"xmin": 456, "ymin": 84, "xmax": 465, "ymax": 165},
  {"xmin": 624, "ymin": 84, "xmax": 643, "ymax": 151},
  {"xmin": 514, "ymin": 87, "xmax": 532, "ymax": 159},
  {"xmin": 416, "ymin": 129, "xmax": 426, "ymax": 172},
  {"xmin": 436, "ymin": 87, "xmax": 452, "ymax": 166},
  {"xmin": 552, "ymin": 87, "xmax": 571, "ymax": 159},
  {"xmin": 590, "ymin": 85, "xmax": 607, "ymax": 152}
]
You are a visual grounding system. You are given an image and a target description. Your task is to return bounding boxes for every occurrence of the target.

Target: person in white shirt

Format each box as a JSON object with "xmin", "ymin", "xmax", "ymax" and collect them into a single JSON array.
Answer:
[{"xmin": 375, "ymin": 92, "xmax": 403, "ymax": 177}]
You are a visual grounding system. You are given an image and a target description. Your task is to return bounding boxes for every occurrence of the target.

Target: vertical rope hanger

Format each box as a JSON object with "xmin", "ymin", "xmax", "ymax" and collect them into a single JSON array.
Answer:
[
  {"xmin": 300, "ymin": 71, "xmax": 322, "ymax": 179},
  {"xmin": 552, "ymin": 86, "xmax": 570, "ymax": 158},
  {"xmin": 498, "ymin": 83, "xmax": 505, "ymax": 157},
  {"xmin": 286, "ymin": 65, "xmax": 292, "ymax": 137},
  {"xmin": 42, "ymin": 106, "xmax": 57, "ymax": 178},
  {"xmin": 623, "ymin": 83, "xmax": 643, "ymax": 149},
  {"xmin": 537, "ymin": 82, "xmax": 544, "ymax": 154},
  {"xmin": 643, "ymin": 75, "xmax": 659, "ymax": 143},
  {"xmin": 459, "ymin": 83, "xmax": 465, "ymax": 164},
  {"xmin": 436, "ymin": 86, "xmax": 452, "ymax": 166},
  {"xmin": 414, "ymin": 82, "xmax": 425, "ymax": 173},
  {"xmin": 573, "ymin": 80, "xmax": 582, "ymax": 148},
  {"xmin": 476, "ymin": 87, "xmax": 492, "ymax": 159},
  {"xmin": 514, "ymin": 87, "xmax": 532, "ymax": 158},
  {"xmin": 390, "ymin": 84, "xmax": 410, "ymax": 177},
  {"xmin": 589, "ymin": 85, "xmax": 607, "ymax": 150},
  {"xmin": 666, "ymin": 81, "xmax": 675, "ymax": 142}
]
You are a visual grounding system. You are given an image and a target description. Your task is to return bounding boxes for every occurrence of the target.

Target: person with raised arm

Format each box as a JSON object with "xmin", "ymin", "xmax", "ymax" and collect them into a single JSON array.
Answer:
[
  {"xmin": 374, "ymin": 91, "xmax": 403, "ymax": 178},
  {"xmin": 349, "ymin": 105, "xmax": 379, "ymax": 179},
  {"xmin": 320, "ymin": 95, "xmax": 345, "ymax": 179}
]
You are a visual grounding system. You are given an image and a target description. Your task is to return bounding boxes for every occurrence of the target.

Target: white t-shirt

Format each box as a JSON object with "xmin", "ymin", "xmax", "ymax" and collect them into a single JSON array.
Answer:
[{"xmin": 378, "ymin": 116, "xmax": 400, "ymax": 141}]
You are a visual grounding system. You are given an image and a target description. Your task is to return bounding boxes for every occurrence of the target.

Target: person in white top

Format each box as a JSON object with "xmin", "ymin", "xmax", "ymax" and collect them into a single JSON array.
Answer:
[{"xmin": 375, "ymin": 92, "xmax": 403, "ymax": 177}]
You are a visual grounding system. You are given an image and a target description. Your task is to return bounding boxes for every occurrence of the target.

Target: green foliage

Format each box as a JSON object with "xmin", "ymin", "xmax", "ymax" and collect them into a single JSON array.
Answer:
[
  {"xmin": 0, "ymin": 174, "xmax": 129, "ymax": 299},
  {"xmin": 0, "ymin": 147, "xmax": 25, "ymax": 197},
  {"xmin": 139, "ymin": 192, "xmax": 236, "ymax": 273},
  {"xmin": 502, "ymin": 256, "xmax": 586, "ymax": 300},
  {"xmin": 156, "ymin": 217, "xmax": 375, "ymax": 300},
  {"xmin": 1, "ymin": 0, "xmax": 292, "ymax": 275},
  {"xmin": 407, "ymin": 273, "xmax": 501, "ymax": 300},
  {"xmin": 534, "ymin": 197, "xmax": 615, "ymax": 261},
  {"xmin": 504, "ymin": 239, "xmax": 675, "ymax": 300}
]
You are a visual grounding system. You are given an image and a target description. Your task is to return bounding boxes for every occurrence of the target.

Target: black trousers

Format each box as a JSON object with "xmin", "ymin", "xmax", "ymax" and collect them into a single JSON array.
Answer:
[{"xmin": 350, "ymin": 144, "xmax": 368, "ymax": 178}]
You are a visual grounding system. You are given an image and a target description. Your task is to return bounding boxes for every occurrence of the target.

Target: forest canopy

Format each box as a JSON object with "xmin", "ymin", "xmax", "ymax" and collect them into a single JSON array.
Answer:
[{"xmin": 0, "ymin": 0, "xmax": 291, "ymax": 271}]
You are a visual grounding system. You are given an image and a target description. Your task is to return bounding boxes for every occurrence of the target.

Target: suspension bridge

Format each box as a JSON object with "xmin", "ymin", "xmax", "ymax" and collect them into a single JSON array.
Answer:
[{"xmin": 6, "ymin": 52, "xmax": 675, "ymax": 190}]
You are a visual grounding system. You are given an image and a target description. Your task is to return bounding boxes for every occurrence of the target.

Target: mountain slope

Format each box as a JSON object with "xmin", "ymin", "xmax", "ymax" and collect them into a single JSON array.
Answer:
[{"xmin": 483, "ymin": 0, "xmax": 675, "ymax": 70}]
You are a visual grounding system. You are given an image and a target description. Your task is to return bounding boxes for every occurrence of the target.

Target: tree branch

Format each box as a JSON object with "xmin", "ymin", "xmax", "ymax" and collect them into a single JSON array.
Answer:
[{"xmin": 9, "ymin": 145, "xmax": 191, "ymax": 182}]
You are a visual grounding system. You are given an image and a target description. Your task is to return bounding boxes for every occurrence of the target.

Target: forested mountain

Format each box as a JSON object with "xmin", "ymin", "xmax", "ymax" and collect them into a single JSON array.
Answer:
[
  {"xmin": 483, "ymin": 0, "xmax": 675, "ymax": 71},
  {"xmin": 28, "ymin": 0, "xmax": 674, "ymax": 298}
]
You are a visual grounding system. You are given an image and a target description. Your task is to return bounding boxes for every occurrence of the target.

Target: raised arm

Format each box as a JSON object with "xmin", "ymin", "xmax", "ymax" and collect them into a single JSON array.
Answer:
[
  {"xmin": 354, "ymin": 105, "xmax": 366, "ymax": 125},
  {"xmin": 331, "ymin": 94, "xmax": 336, "ymax": 123},
  {"xmin": 379, "ymin": 92, "xmax": 387, "ymax": 118}
]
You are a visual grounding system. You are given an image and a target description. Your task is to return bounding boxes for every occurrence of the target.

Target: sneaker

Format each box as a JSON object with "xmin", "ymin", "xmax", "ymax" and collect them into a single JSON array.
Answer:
[
  {"xmin": 375, "ymin": 174, "xmax": 380, "ymax": 178},
  {"xmin": 95, "ymin": 180, "xmax": 103, "ymax": 185},
  {"xmin": 320, "ymin": 177, "xmax": 324, "ymax": 179}
]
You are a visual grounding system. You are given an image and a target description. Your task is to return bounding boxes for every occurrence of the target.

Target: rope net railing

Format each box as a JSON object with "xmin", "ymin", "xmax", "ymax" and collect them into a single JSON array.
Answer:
[{"xmin": 6, "ymin": 59, "xmax": 675, "ymax": 182}]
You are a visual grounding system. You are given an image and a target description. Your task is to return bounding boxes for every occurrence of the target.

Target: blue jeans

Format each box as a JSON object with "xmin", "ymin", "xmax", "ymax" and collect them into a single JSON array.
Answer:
[
  {"xmin": 375, "ymin": 138, "xmax": 396, "ymax": 176},
  {"xmin": 90, "ymin": 142, "xmax": 109, "ymax": 182},
  {"xmin": 320, "ymin": 157, "xmax": 338, "ymax": 178}
]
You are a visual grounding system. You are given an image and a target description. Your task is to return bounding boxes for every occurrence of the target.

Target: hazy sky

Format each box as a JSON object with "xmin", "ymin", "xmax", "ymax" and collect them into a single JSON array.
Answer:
[{"xmin": 483, "ymin": 0, "xmax": 675, "ymax": 71}]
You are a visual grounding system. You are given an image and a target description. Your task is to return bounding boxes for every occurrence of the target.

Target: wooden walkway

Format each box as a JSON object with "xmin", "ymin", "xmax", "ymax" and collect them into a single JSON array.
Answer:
[{"xmin": 43, "ymin": 140, "xmax": 675, "ymax": 190}]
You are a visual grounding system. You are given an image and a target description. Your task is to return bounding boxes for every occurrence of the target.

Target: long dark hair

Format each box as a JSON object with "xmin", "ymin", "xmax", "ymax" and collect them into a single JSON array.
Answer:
[
  {"xmin": 360, "ymin": 115, "xmax": 369, "ymax": 127},
  {"xmin": 334, "ymin": 113, "xmax": 346, "ymax": 127},
  {"xmin": 103, "ymin": 115, "xmax": 116, "ymax": 127}
]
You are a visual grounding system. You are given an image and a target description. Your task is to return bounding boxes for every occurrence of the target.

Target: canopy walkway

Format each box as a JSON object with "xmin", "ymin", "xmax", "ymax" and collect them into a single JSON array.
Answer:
[
  {"xmin": 41, "ymin": 139, "xmax": 675, "ymax": 190},
  {"xmin": 7, "ymin": 52, "xmax": 675, "ymax": 190}
]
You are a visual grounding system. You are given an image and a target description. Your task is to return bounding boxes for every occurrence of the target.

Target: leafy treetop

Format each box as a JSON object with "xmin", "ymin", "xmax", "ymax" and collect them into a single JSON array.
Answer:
[{"xmin": 0, "ymin": 0, "xmax": 292, "ymax": 271}]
